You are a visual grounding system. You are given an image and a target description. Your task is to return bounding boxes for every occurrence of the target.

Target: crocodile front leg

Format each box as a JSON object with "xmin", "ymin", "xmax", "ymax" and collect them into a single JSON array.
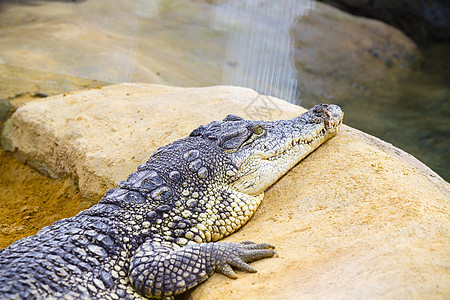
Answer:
[{"xmin": 129, "ymin": 239, "xmax": 275, "ymax": 298}]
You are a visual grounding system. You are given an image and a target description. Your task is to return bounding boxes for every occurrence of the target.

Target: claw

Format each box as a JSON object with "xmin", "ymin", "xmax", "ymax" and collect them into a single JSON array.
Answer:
[
  {"xmin": 213, "ymin": 241, "xmax": 275, "ymax": 281},
  {"xmin": 217, "ymin": 263, "xmax": 238, "ymax": 279},
  {"xmin": 230, "ymin": 258, "xmax": 257, "ymax": 273}
]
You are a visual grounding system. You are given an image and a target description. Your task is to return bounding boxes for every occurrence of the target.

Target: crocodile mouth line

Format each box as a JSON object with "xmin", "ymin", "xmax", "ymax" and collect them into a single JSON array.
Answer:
[
  {"xmin": 265, "ymin": 121, "xmax": 340, "ymax": 162},
  {"xmin": 266, "ymin": 131, "xmax": 324, "ymax": 162}
]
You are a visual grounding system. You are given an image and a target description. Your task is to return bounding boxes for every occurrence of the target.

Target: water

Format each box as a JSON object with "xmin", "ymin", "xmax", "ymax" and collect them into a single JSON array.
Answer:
[
  {"xmin": 0, "ymin": 0, "xmax": 448, "ymax": 181},
  {"xmin": 387, "ymin": 42, "xmax": 449, "ymax": 180},
  {"xmin": 298, "ymin": 41, "xmax": 450, "ymax": 181}
]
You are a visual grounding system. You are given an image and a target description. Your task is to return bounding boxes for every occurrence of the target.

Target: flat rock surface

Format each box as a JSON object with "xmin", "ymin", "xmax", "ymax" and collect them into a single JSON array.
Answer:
[{"xmin": 1, "ymin": 84, "xmax": 449, "ymax": 299}]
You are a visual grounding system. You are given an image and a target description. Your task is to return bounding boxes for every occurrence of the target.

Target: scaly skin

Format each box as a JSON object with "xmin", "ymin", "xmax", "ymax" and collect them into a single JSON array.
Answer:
[{"xmin": 0, "ymin": 104, "xmax": 343, "ymax": 299}]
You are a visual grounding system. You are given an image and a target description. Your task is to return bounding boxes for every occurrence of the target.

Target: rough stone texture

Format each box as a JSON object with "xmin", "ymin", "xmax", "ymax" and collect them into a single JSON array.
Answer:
[{"xmin": 1, "ymin": 84, "xmax": 449, "ymax": 299}]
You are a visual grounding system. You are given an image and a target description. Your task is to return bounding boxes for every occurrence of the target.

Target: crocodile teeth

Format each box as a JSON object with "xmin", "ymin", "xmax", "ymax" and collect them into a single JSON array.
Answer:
[{"xmin": 266, "ymin": 125, "xmax": 328, "ymax": 162}]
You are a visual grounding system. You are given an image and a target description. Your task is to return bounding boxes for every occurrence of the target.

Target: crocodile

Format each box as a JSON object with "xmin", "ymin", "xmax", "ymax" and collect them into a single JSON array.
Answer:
[{"xmin": 0, "ymin": 104, "xmax": 343, "ymax": 299}]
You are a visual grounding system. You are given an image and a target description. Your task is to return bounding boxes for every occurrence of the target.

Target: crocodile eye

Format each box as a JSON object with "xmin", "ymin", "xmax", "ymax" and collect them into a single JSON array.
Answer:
[{"xmin": 252, "ymin": 125, "xmax": 265, "ymax": 136}]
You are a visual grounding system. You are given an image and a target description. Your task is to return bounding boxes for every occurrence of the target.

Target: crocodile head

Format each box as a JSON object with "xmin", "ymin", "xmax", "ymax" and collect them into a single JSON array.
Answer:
[{"xmin": 190, "ymin": 104, "xmax": 343, "ymax": 195}]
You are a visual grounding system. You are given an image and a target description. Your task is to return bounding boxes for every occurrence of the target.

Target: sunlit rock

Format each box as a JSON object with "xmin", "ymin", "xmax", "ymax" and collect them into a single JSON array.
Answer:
[{"xmin": 2, "ymin": 83, "xmax": 448, "ymax": 298}]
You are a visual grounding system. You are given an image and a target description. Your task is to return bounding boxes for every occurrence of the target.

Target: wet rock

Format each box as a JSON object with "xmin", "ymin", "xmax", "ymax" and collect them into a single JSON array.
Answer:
[
  {"xmin": 1, "ymin": 84, "xmax": 449, "ymax": 298},
  {"xmin": 318, "ymin": 0, "xmax": 450, "ymax": 43},
  {"xmin": 293, "ymin": 2, "xmax": 419, "ymax": 106},
  {"xmin": 293, "ymin": 2, "xmax": 449, "ymax": 182}
]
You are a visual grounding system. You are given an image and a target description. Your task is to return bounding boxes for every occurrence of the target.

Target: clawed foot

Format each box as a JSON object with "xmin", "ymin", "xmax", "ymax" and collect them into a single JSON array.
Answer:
[{"xmin": 214, "ymin": 241, "xmax": 275, "ymax": 279}]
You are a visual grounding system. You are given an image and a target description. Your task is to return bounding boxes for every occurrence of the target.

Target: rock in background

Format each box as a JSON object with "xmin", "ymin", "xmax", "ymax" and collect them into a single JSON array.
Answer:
[
  {"xmin": 1, "ymin": 1, "xmax": 447, "ymax": 183},
  {"xmin": 2, "ymin": 84, "xmax": 449, "ymax": 299},
  {"xmin": 0, "ymin": 65, "xmax": 110, "ymax": 129},
  {"xmin": 293, "ymin": 2, "xmax": 449, "ymax": 182},
  {"xmin": 0, "ymin": 0, "xmax": 225, "ymax": 85},
  {"xmin": 294, "ymin": 3, "xmax": 418, "ymax": 106},
  {"xmin": 293, "ymin": 2, "xmax": 418, "ymax": 130},
  {"xmin": 318, "ymin": 0, "xmax": 450, "ymax": 43}
]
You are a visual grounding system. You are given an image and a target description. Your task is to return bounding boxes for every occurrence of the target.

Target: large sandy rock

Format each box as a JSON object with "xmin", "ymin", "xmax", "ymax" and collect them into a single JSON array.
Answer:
[
  {"xmin": 1, "ymin": 84, "xmax": 300, "ymax": 199},
  {"xmin": 1, "ymin": 84, "xmax": 449, "ymax": 299}
]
